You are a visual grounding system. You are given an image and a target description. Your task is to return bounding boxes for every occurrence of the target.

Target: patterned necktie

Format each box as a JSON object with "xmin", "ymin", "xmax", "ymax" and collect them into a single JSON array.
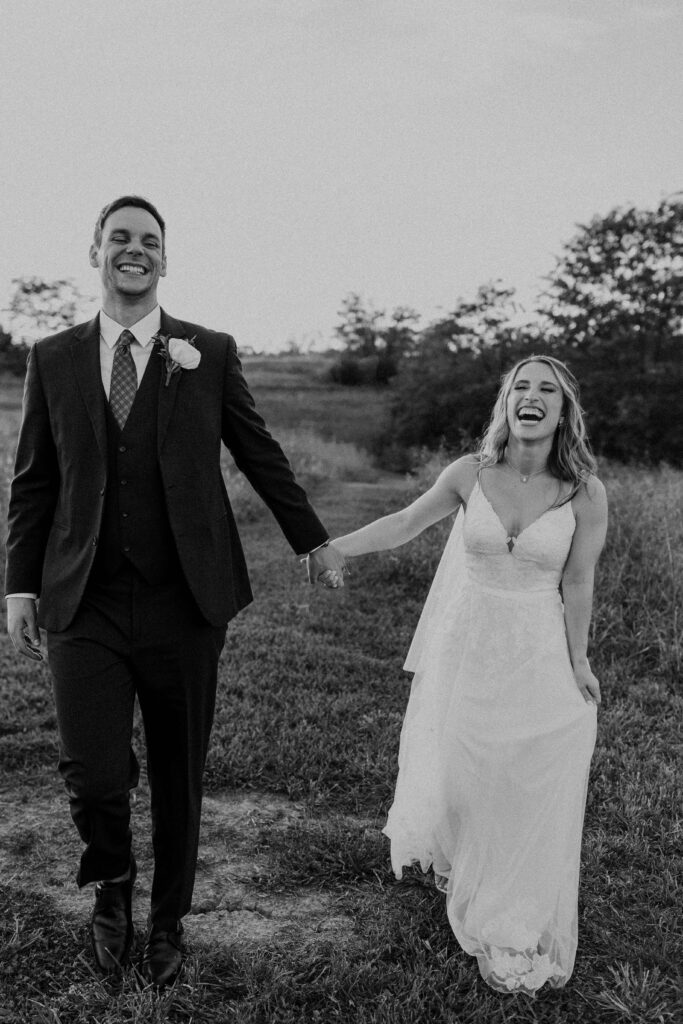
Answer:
[{"xmin": 109, "ymin": 329, "xmax": 138, "ymax": 429}]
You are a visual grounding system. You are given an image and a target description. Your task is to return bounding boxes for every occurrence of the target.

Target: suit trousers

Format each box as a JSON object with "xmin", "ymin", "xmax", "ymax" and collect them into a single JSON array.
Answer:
[{"xmin": 47, "ymin": 566, "xmax": 227, "ymax": 928}]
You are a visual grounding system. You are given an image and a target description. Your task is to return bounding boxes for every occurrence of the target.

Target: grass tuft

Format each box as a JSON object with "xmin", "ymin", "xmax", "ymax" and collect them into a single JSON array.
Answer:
[{"xmin": 253, "ymin": 816, "xmax": 390, "ymax": 891}]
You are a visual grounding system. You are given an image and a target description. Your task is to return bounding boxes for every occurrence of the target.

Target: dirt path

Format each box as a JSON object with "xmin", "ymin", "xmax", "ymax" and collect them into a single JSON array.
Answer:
[{"xmin": 0, "ymin": 780, "xmax": 362, "ymax": 953}]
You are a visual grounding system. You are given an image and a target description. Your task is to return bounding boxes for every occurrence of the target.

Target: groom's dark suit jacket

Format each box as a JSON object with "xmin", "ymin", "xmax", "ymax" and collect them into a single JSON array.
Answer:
[{"xmin": 5, "ymin": 309, "xmax": 328, "ymax": 631}]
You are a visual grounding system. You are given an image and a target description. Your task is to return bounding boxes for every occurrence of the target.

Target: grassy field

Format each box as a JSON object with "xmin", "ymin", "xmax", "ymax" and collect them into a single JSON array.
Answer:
[
  {"xmin": 236, "ymin": 354, "xmax": 392, "ymax": 451},
  {"xmin": 0, "ymin": 363, "xmax": 681, "ymax": 1022}
]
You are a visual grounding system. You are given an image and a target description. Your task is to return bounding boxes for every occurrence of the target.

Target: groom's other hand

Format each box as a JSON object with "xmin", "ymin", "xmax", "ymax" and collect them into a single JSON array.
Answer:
[
  {"xmin": 307, "ymin": 542, "xmax": 347, "ymax": 589},
  {"xmin": 6, "ymin": 596, "xmax": 43, "ymax": 661}
]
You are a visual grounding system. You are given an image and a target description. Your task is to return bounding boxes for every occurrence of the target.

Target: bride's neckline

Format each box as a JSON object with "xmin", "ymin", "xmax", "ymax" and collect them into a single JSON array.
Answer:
[{"xmin": 475, "ymin": 479, "xmax": 572, "ymax": 550}]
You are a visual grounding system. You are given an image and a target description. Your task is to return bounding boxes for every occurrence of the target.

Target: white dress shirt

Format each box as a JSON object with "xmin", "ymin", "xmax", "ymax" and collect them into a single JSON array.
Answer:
[
  {"xmin": 100, "ymin": 306, "xmax": 161, "ymax": 396},
  {"xmin": 6, "ymin": 306, "xmax": 162, "ymax": 600}
]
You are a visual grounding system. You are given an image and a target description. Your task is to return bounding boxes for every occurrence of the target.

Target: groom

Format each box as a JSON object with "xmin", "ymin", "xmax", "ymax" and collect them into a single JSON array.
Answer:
[{"xmin": 5, "ymin": 195, "xmax": 344, "ymax": 985}]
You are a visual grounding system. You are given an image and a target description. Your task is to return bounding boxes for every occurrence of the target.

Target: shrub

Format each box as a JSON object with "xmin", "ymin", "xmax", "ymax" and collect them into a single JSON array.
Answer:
[
  {"xmin": 327, "ymin": 354, "xmax": 397, "ymax": 386},
  {"xmin": 0, "ymin": 329, "xmax": 29, "ymax": 376}
]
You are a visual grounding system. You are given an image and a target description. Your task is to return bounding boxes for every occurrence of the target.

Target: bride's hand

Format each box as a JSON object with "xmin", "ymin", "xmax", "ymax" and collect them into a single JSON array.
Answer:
[
  {"xmin": 306, "ymin": 542, "xmax": 348, "ymax": 588},
  {"xmin": 573, "ymin": 664, "xmax": 601, "ymax": 706}
]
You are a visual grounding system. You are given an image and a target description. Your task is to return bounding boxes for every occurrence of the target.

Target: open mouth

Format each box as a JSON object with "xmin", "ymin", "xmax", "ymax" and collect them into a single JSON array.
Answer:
[
  {"xmin": 517, "ymin": 408, "xmax": 545, "ymax": 423},
  {"xmin": 117, "ymin": 263, "xmax": 148, "ymax": 276}
]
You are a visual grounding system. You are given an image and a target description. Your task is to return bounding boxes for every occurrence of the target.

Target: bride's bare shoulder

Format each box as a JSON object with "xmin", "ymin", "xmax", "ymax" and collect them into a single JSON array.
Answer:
[
  {"xmin": 439, "ymin": 454, "xmax": 481, "ymax": 503},
  {"xmin": 570, "ymin": 475, "xmax": 608, "ymax": 531}
]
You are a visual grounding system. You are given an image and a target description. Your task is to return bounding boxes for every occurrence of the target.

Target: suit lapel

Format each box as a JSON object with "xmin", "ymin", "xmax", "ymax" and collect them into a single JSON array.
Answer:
[
  {"xmin": 156, "ymin": 309, "xmax": 187, "ymax": 451},
  {"xmin": 71, "ymin": 315, "xmax": 107, "ymax": 460}
]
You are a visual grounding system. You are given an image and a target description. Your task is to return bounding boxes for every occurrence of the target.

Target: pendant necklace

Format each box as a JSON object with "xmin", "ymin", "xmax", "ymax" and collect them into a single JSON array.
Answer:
[{"xmin": 504, "ymin": 450, "xmax": 547, "ymax": 484}]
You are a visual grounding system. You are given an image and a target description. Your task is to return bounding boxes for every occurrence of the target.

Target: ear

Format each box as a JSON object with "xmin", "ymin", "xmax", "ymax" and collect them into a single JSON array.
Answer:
[{"xmin": 89, "ymin": 243, "xmax": 99, "ymax": 268}]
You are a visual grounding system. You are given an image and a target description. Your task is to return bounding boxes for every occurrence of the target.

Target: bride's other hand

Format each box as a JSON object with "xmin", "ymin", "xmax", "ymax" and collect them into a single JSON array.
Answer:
[{"xmin": 573, "ymin": 663, "xmax": 601, "ymax": 705}]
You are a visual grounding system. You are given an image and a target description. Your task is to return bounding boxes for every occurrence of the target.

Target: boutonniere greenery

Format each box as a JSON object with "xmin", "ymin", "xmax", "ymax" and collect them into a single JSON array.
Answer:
[{"xmin": 153, "ymin": 333, "xmax": 201, "ymax": 386}]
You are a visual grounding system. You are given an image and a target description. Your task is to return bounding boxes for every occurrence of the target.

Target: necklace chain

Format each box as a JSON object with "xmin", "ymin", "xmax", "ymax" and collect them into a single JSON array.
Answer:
[{"xmin": 503, "ymin": 451, "xmax": 547, "ymax": 484}]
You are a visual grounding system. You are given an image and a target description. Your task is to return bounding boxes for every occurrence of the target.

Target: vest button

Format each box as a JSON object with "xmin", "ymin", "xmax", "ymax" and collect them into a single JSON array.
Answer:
[
  {"xmin": 118, "ymin": 445, "xmax": 127, "ymax": 453},
  {"xmin": 121, "ymin": 512, "xmax": 129, "ymax": 518},
  {"xmin": 92, "ymin": 537, "xmax": 98, "ymax": 546},
  {"xmin": 120, "ymin": 479, "xmax": 128, "ymax": 486},
  {"xmin": 99, "ymin": 488, "xmax": 105, "ymax": 496},
  {"xmin": 123, "ymin": 545, "xmax": 131, "ymax": 553}
]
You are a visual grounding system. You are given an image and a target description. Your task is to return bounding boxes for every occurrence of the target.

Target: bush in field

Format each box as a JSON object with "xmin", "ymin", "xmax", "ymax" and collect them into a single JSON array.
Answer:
[
  {"xmin": 328, "ymin": 353, "xmax": 382, "ymax": 386},
  {"xmin": 0, "ymin": 327, "xmax": 29, "ymax": 376}
]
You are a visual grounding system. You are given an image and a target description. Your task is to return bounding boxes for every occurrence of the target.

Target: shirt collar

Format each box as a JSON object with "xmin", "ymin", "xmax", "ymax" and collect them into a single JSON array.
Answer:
[{"xmin": 100, "ymin": 306, "xmax": 162, "ymax": 349}]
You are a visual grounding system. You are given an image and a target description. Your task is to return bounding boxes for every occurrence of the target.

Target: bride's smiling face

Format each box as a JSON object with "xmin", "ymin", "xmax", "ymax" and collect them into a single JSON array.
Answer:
[{"xmin": 506, "ymin": 361, "xmax": 565, "ymax": 441}]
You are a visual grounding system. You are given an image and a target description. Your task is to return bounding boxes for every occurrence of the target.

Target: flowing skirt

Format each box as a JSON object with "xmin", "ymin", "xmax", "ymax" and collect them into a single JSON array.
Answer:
[{"xmin": 383, "ymin": 528, "xmax": 597, "ymax": 993}]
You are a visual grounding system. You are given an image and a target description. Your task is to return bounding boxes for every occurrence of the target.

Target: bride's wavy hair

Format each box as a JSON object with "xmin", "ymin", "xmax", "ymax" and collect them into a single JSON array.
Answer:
[{"xmin": 478, "ymin": 355, "xmax": 597, "ymax": 497}]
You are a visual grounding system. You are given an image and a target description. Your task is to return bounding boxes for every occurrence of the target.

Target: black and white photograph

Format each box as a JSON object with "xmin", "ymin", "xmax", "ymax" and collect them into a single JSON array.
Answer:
[{"xmin": 0, "ymin": 2, "xmax": 681, "ymax": 1021}]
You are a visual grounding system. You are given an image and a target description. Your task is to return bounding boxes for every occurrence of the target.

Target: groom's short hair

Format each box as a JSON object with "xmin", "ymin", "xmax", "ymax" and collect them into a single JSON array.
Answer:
[{"xmin": 94, "ymin": 195, "xmax": 166, "ymax": 248}]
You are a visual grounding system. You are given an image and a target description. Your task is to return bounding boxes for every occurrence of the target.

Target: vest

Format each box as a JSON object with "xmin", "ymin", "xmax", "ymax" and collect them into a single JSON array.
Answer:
[{"xmin": 90, "ymin": 350, "xmax": 182, "ymax": 584}]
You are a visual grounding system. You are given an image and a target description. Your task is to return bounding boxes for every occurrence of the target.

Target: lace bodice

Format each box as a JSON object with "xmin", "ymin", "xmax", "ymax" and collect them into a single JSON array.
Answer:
[{"xmin": 463, "ymin": 481, "xmax": 575, "ymax": 594}]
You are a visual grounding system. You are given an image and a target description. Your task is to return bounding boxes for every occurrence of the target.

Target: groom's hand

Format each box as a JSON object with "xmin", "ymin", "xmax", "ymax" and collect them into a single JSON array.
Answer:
[
  {"xmin": 307, "ymin": 542, "xmax": 347, "ymax": 589},
  {"xmin": 7, "ymin": 597, "xmax": 43, "ymax": 661}
]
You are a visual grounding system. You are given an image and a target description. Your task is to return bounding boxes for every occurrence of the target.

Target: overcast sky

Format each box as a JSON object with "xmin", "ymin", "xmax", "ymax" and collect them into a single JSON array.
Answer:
[{"xmin": 1, "ymin": 0, "xmax": 681, "ymax": 351}]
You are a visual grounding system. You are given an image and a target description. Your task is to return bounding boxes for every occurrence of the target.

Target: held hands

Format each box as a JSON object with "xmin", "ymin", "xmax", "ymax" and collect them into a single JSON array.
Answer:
[
  {"xmin": 6, "ymin": 597, "xmax": 43, "ymax": 662},
  {"xmin": 573, "ymin": 663, "xmax": 601, "ymax": 706},
  {"xmin": 304, "ymin": 542, "xmax": 348, "ymax": 590}
]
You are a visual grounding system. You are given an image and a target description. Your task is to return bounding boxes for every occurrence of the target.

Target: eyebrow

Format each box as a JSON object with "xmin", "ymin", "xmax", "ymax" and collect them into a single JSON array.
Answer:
[{"xmin": 514, "ymin": 377, "xmax": 559, "ymax": 386}]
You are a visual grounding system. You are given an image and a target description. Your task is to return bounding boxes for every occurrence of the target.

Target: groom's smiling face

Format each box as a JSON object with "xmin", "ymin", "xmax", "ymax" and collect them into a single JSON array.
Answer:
[{"xmin": 89, "ymin": 206, "xmax": 167, "ymax": 305}]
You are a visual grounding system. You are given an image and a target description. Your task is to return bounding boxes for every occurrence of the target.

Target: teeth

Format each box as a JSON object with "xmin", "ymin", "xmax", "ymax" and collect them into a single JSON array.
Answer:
[
  {"xmin": 518, "ymin": 409, "xmax": 543, "ymax": 421},
  {"xmin": 118, "ymin": 264, "xmax": 145, "ymax": 274}
]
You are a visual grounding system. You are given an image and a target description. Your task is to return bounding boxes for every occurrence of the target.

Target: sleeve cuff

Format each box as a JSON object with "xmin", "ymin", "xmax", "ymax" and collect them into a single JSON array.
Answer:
[
  {"xmin": 305, "ymin": 539, "xmax": 330, "ymax": 557},
  {"xmin": 5, "ymin": 593, "xmax": 38, "ymax": 600}
]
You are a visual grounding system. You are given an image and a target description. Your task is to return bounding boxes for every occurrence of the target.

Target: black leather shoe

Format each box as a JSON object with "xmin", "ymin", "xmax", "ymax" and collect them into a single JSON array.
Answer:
[
  {"xmin": 91, "ymin": 859, "xmax": 137, "ymax": 972},
  {"xmin": 142, "ymin": 922, "xmax": 184, "ymax": 987}
]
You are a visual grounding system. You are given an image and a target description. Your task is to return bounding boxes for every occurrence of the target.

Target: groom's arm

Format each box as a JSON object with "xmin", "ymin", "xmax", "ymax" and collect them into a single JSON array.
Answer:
[
  {"xmin": 218, "ymin": 335, "xmax": 329, "ymax": 555},
  {"xmin": 5, "ymin": 343, "xmax": 60, "ymax": 596},
  {"xmin": 5, "ymin": 344, "xmax": 60, "ymax": 660}
]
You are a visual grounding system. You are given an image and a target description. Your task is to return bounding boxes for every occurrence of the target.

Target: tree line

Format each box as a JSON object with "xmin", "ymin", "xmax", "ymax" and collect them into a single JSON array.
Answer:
[
  {"xmin": 2, "ymin": 198, "xmax": 681, "ymax": 466},
  {"xmin": 330, "ymin": 198, "xmax": 683, "ymax": 467}
]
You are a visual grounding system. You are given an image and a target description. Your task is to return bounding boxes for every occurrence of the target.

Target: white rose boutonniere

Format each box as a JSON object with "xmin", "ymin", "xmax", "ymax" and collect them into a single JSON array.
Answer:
[{"xmin": 154, "ymin": 333, "xmax": 201, "ymax": 385}]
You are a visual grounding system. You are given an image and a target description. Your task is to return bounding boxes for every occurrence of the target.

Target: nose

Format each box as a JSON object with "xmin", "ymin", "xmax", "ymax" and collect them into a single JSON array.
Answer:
[{"xmin": 126, "ymin": 238, "xmax": 144, "ymax": 255}]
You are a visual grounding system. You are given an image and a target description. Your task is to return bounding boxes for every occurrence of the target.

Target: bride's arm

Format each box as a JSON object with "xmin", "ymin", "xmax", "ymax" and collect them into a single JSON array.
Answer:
[
  {"xmin": 562, "ymin": 476, "xmax": 608, "ymax": 703},
  {"xmin": 333, "ymin": 457, "xmax": 473, "ymax": 559}
]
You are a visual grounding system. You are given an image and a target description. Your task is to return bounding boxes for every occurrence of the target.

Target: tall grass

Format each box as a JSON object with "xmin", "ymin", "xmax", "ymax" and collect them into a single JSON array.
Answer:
[
  {"xmin": 597, "ymin": 463, "xmax": 682, "ymax": 681},
  {"xmin": 220, "ymin": 427, "xmax": 379, "ymax": 521}
]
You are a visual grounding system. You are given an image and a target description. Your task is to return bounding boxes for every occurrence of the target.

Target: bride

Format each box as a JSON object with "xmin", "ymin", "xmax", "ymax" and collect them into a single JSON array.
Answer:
[{"xmin": 322, "ymin": 355, "xmax": 608, "ymax": 993}]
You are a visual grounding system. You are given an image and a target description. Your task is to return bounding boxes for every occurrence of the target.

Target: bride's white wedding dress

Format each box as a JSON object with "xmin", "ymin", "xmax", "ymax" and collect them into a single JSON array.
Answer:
[{"xmin": 383, "ymin": 479, "xmax": 597, "ymax": 993}]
